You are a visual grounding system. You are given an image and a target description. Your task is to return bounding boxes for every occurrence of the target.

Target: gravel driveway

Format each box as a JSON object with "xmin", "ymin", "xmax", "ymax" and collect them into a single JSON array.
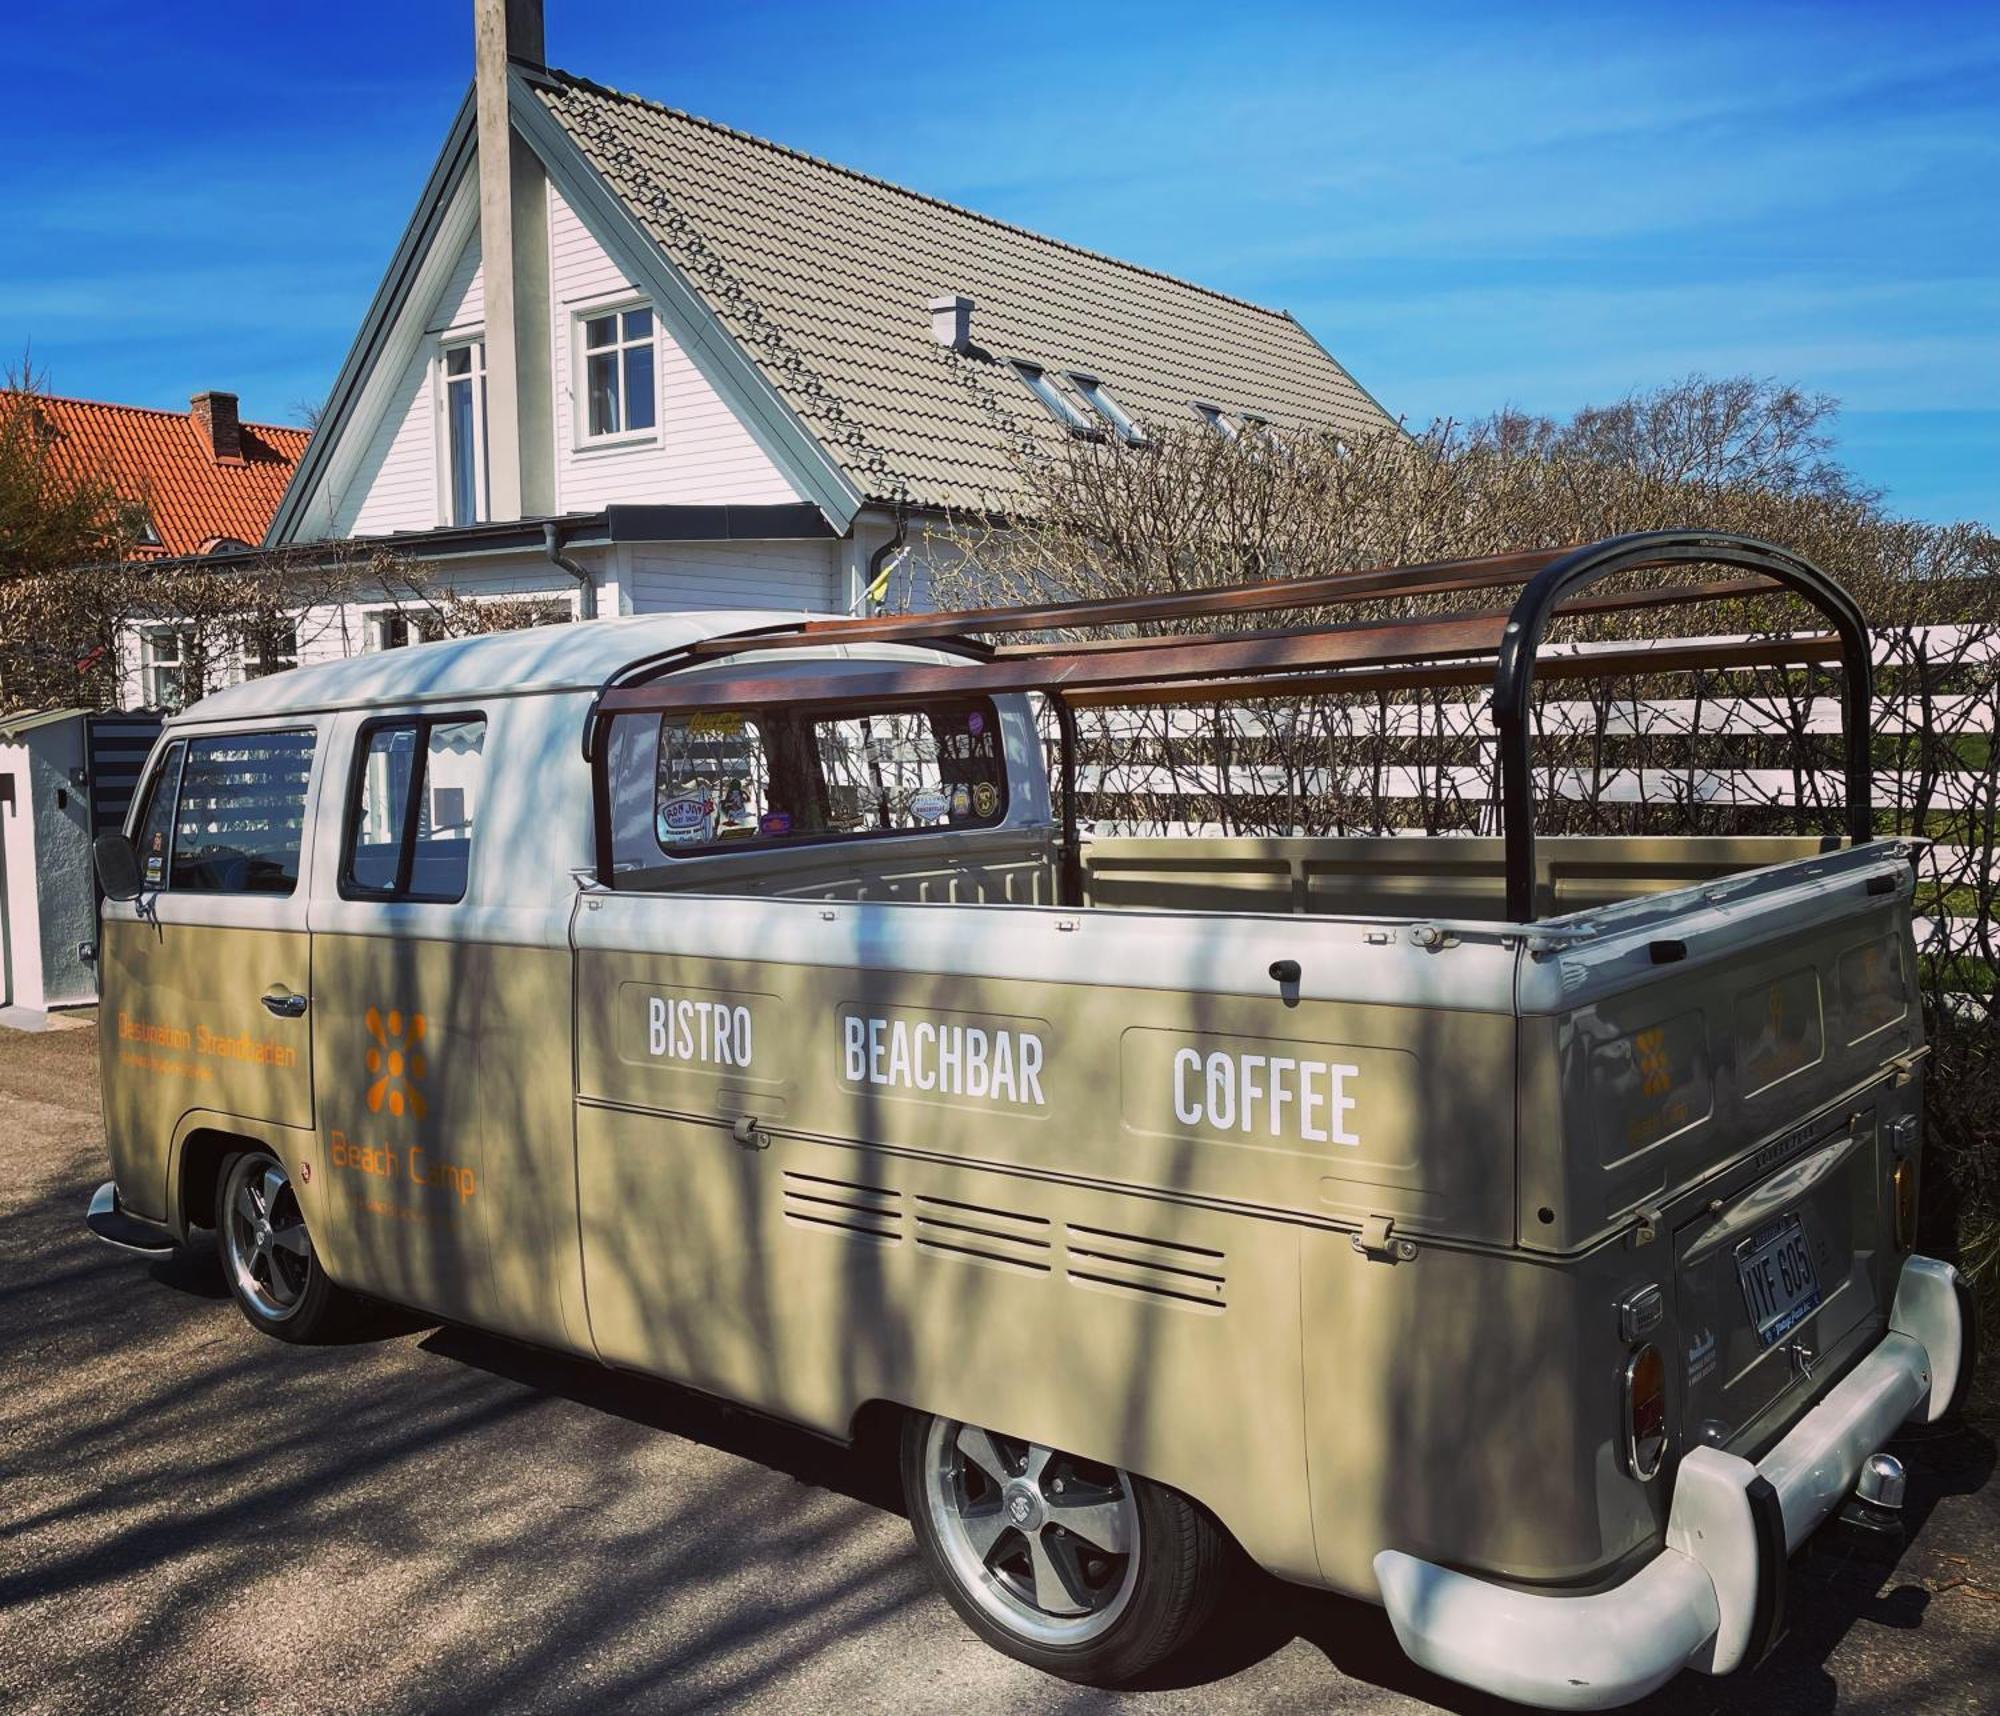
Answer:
[{"xmin": 2, "ymin": 1017, "xmax": 1995, "ymax": 1715}]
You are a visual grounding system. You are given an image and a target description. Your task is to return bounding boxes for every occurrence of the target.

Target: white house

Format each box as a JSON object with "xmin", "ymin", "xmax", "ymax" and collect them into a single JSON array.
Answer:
[{"xmin": 125, "ymin": 0, "xmax": 1398, "ymax": 700}]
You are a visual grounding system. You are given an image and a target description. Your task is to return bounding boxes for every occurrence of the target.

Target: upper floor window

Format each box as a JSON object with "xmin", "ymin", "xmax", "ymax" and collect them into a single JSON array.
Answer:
[
  {"xmin": 441, "ymin": 338, "xmax": 488, "ymax": 525},
  {"xmin": 581, "ymin": 305, "xmax": 657, "ymax": 441}
]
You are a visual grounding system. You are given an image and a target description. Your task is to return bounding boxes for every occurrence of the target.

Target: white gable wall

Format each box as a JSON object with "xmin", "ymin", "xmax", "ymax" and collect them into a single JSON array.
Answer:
[
  {"xmin": 332, "ymin": 228, "xmax": 486, "ymax": 537},
  {"xmin": 547, "ymin": 185, "xmax": 801, "ymax": 511},
  {"xmin": 321, "ymin": 177, "xmax": 802, "ymax": 539}
]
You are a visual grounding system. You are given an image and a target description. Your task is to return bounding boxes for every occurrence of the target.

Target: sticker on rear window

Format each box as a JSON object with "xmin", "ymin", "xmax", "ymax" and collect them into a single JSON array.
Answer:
[
  {"xmin": 1735, "ymin": 969, "xmax": 1825, "ymax": 1097},
  {"xmin": 657, "ymin": 787, "xmax": 715, "ymax": 846},
  {"xmin": 1589, "ymin": 1010, "xmax": 1711, "ymax": 1163}
]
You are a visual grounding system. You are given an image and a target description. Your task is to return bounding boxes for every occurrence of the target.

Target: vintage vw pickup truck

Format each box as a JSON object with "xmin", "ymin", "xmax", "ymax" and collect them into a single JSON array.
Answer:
[{"xmin": 87, "ymin": 531, "xmax": 1974, "ymax": 1708}]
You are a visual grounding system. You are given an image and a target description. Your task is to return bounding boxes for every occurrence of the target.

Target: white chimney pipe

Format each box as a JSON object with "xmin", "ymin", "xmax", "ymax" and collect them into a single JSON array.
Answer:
[
  {"xmin": 475, "ymin": 0, "xmax": 553, "ymax": 519},
  {"xmin": 929, "ymin": 295, "xmax": 974, "ymax": 353}
]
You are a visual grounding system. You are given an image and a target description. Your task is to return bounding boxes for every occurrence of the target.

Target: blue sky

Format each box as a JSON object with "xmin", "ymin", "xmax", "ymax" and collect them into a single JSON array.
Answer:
[{"xmin": 5, "ymin": 1, "xmax": 1995, "ymax": 523}]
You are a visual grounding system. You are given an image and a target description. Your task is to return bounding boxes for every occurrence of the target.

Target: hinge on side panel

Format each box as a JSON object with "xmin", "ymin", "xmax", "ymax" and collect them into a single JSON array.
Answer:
[
  {"xmin": 1631, "ymin": 1206, "xmax": 1663, "ymax": 1248},
  {"xmin": 731, "ymin": 1115, "xmax": 769, "ymax": 1151},
  {"xmin": 1352, "ymin": 1214, "xmax": 1417, "ymax": 1262}
]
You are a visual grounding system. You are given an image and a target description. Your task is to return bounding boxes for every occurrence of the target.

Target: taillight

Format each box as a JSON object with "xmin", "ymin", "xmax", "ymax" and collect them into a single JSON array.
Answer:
[
  {"xmin": 1892, "ymin": 1159, "xmax": 1918, "ymax": 1250},
  {"xmin": 1622, "ymin": 1343, "xmax": 1668, "ymax": 1480}
]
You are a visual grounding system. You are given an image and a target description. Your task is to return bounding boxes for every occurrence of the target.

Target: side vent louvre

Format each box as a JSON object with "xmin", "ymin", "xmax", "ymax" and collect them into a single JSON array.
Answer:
[
  {"xmin": 915, "ymin": 1194, "xmax": 1053, "ymax": 1274},
  {"xmin": 782, "ymin": 1170, "xmax": 901, "ymax": 1244},
  {"xmin": 1064, "ymin": 1222, "xmax": 1226, "ymax": 1312}
]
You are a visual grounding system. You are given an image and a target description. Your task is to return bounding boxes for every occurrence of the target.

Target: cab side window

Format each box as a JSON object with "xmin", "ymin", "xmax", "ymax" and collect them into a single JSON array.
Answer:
[
  {"xmin": 168, "ymin": 731, "xmax": 317, "ymax": 896},
  {"xmin": 344, "ymin": 715, "xmax": 487, "ymax": 903}
]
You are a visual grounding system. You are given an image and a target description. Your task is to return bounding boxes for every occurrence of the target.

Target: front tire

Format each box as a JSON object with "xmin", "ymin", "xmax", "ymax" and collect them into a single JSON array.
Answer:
[
  {"xmin": 900, "ymin": 1412, "xmax": 1229, "ymax": 1684},
  {"xmin": 215, "ymin": 1149, "xmax": 354, "ymax": 1342}
]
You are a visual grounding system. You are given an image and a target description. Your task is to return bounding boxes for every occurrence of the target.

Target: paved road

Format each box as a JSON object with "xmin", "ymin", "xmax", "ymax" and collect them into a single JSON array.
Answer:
[{"xmin": 2, "ymin": 1019, "xmax": 1995, "ymax": 1715}]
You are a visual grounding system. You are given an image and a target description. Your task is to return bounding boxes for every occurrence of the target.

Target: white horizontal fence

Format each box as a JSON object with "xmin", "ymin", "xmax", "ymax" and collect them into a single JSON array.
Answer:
[{"xmin": 1061, "ymin": 621, "xmax": 1999, "ymax": 976}]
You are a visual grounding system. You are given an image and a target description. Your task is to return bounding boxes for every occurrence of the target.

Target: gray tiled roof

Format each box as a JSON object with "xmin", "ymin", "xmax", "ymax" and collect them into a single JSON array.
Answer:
[{"xmin": 533, "ymin": 69, "xmax": 1398, "ymax": 513}]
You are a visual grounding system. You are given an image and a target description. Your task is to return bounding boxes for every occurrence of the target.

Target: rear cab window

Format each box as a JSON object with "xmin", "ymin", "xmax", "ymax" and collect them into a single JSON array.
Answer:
[
  {"xmin": 342, "ymin": 714, "xmax": 488, "ymax": 903},
  {"xmin": 603, "ymin": 696, "xmax": 1007, "ymax": 878},
  {"xmin": 130, "ymin": 730, "xmax": 317, "ymax": 896}
]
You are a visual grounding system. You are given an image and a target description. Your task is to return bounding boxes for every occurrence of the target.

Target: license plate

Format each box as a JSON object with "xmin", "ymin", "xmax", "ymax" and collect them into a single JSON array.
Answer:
[{"xmin": 1736, "ymin": 1213, "xmax": 1822, "ymax": 1347}]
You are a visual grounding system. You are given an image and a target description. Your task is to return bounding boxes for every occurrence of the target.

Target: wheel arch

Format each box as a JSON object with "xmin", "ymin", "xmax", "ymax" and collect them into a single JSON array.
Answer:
[
  {"xmin": 848, "ymin": 1395, "xmax": 1243, "ymax": 1553},
  {"xmin": 169, "ymin": 1111, "xmax": 319, "ymax": 1239}
]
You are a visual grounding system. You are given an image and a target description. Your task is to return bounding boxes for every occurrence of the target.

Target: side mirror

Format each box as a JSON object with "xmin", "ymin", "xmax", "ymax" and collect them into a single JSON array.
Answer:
[{"xmin": 94, "ymin": 834, "xmax": 142, "ymax": 902}]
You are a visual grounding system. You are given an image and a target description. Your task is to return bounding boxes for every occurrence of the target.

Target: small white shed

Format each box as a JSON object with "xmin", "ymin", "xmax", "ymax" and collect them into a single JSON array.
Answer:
[{"xmin": 0, "ymin": 709, "xmax": 161, "ymax": 1015}]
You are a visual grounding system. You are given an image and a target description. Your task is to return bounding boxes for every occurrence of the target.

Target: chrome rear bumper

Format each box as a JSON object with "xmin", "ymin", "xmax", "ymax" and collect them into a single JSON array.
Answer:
[{"xmin": 1375, "ymin": 1254, "xmax": 1972, "ymax": 1711}]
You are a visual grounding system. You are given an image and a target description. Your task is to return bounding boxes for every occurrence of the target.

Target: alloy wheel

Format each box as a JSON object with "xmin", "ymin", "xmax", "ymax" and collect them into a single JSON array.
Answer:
[
  {"xmin": 222, "ymin": 1156, "xmax": 313, "ymax": 1322},
  {"xmin": 921, "ymin": 1418, "xmax": 1143, "ymax": 1646}
]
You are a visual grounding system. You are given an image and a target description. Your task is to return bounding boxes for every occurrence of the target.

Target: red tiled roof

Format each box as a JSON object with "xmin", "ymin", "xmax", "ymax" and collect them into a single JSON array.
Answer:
[{"xmin": 8, "ymin": 393, "xmax": 310, "ymax": 559}]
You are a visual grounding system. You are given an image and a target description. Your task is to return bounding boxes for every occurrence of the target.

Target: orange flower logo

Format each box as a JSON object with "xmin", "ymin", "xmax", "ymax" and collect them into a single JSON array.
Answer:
[
  {"xmin": 365, "ymin": 1007, "xmax": 428, "ymax": 1118},
  {"xmin": 1634, "ymin": 1026, "xmax": 1673, "ymax": 1098}
]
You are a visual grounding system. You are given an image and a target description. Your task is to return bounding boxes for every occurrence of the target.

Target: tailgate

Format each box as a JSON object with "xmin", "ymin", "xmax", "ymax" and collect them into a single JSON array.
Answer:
[
  {"xmin": 1670, "ymin": 1102, "xmax": 1892, "ymax": 1446},
  {"xmin": 1517, "ymin": 841, "xmax": 1925, "ymax": 1448},
  {"xmin": 1515, "ymin": 839, "xmax": 1921, "ymax": 1261}
]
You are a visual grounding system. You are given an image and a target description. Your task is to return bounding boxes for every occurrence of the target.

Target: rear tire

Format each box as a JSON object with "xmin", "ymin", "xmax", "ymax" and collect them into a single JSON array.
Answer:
[
  {"xmin": 214, "ymin": 1149, "xmax": 355, "ymax": 1343},
  {"xmin": 900, "ymin": 1411, "xmax": 1229, "ymax": 1685}
]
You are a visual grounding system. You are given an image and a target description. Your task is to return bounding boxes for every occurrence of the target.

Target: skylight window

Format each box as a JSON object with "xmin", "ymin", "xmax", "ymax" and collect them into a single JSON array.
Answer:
[
  {"xmin": 1191, "ymin": 401, "xmax": 1239, "ymax": 440},
  {"xmin": 1067, "ymin": 373, "xmax": 1146, "ymax": 445},
  {"xmin": 1192, "ymin": 403, "xmax": 1283, "ymax": 443},
  {"xmin": 1010, "ymin": 362, "xmax": 1097, "ymax": 436}
]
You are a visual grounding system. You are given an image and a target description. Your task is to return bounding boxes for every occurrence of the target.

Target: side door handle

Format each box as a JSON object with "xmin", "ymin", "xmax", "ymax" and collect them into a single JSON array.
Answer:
[{"xmin": 262, "ymin": 990, "xmax": 309, "ymax": 1019}]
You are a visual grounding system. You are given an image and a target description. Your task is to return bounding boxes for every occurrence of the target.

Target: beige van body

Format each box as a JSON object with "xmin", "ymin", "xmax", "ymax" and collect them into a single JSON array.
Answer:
[{"xmin": 92, "ymin": 611, "xmax": 1973, "ymax": 1710}]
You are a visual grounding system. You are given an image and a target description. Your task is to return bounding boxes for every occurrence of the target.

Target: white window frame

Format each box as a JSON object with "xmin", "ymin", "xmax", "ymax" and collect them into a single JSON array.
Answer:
[
  {"xmin": 364, "ymin": 590, "xmax": 580, "ymax": 655},
  {"xmin": 140, "ymin": 624, "xmax": 192, "ymax": 710},
  {"xmin": 1009, "ymin": 361, "xmax": 1099, "ymax": 437},
  {"xmin": 437, "ymin": 333, "xmax": 489, "ymax": 527},
  {"xmin": 573, "ymin": 299, "xmax": 661, "ymax": 449},
  {"xmin": 365, "ymin": 607, "xmax": 429, "ymax": 654},
  {"xmin": 1066, "ymin": 372, "xmax": 1146, "ymax": 445},
  {"xmin": 239, "ymin": 620, "xmax": 300, "ymax": 682}
]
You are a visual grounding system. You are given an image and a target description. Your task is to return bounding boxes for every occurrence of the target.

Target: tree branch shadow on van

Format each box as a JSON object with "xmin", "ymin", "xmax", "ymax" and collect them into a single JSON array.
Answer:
[
  {"xmin": 145, "ymin": 1227, "xmax": 441, "ymax": 1342},
  {"xmin": 405, "ymin": 1306, "xmax": 1994, "ymax": 1714},
  {"xmin": 413, "ymin": 1320, "xmax": 907, "ymax": 1517}
]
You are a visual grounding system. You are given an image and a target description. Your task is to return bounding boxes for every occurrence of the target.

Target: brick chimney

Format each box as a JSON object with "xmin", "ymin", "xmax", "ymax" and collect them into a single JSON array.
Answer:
[{"xmin": 190, "ymin": 391, "xmax": 244, "ymax": 465}]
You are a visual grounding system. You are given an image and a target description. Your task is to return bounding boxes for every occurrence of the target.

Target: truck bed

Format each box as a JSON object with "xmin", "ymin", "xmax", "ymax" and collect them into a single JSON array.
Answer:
[{"xmin": 624, "ymin": 828, "xmax": 1844, "ymax": 925}]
